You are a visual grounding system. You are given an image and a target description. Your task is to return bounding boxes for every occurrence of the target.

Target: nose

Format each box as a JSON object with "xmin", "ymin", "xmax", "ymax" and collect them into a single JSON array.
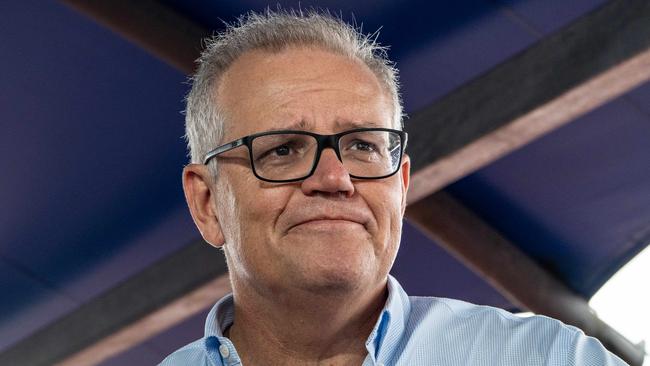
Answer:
[{"xmin": 301, "ymin": 148, "xmax": 355, "ymax": 197}]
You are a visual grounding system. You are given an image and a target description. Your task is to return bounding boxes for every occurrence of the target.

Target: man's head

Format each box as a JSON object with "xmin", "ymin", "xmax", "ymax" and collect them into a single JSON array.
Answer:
[
  {"xmin": 182, "ymin": 10, "xmax": 410, "ymax": 298},
  {"xmin": 185, "ymin": 10, "xmax": 403, "ymax": 168}
]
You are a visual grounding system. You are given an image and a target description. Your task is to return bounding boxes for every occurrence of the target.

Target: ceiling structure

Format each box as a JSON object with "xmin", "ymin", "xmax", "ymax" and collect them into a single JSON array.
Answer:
[{"xmin": 1, "ymin": 0, "xmax": 648, "ymax": 365}]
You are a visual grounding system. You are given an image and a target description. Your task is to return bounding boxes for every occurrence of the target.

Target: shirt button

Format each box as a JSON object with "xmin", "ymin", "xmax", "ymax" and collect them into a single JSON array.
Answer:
[
  {"xmin": 219, "ymin": 344, "xmax": 230, "ymax": 358},
  {"xmin": 377, "ymin": 363, "xmax": 384, "ymax": 366}
]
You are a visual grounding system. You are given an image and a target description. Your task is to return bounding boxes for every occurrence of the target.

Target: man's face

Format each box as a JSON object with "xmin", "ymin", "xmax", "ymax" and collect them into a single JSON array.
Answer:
[{"xmin": 207, "ymin": 47, "xmax": 409, "ymax": 295}]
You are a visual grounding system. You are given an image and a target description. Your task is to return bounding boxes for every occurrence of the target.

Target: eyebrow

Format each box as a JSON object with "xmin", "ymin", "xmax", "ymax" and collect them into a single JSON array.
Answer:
[
  {"xmin": 268, "ymin": 119, "xmax": 382, "ymax": 132},
  {"xmin": 268, "ymin": 119, "xmax": 310, "ymax": 131},
  {"xmin": 334, "ymin": 120, "xmax": 382, "ymax": 130}
]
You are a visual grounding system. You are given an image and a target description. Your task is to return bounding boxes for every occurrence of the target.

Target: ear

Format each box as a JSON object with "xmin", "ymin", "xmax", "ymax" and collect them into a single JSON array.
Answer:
[
  {"xmin": 399, "ymin": 154, "xmax": 411, "ymax": 216},
  {"xmin": 182, "ymin": 164, "xmax": 225, "ymax": 248}
]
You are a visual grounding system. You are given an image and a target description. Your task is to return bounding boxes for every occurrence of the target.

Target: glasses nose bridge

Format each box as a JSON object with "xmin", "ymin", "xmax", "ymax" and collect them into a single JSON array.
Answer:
[{"xmin": 315, "ymin": 134, "xmax": 343, "ymax": 163}]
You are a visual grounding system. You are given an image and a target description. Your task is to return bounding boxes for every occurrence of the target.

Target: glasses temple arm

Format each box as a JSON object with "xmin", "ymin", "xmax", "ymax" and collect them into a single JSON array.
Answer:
[{"xmin": 203, "ymin": 139, "xmax": 246, "ymax": 164}]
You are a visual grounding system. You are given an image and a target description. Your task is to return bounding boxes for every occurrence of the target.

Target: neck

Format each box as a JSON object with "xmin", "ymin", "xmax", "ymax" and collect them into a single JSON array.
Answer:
[{"xmin": 227, "ymin": 278, "xmax": 388, "ymax": 366}]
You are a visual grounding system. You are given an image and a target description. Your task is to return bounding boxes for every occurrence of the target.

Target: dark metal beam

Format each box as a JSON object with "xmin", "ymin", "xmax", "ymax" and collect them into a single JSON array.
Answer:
[
  {"xmin": 406, "ymin": 192, "xmax": 646, "ymax": 366},
  {"xmin": 406, "ymin": 0, "xmax": 650, "ymax": 203},
  {"xmin": 0, "ymin": 240, "xmax": 229, "ymax": 366},
  {"xmin": 60, "ymin": 0, "xmax": 209, "ymax": 74}
]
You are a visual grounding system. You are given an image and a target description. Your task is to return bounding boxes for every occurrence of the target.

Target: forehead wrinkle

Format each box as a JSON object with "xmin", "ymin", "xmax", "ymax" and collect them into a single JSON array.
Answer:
[
  {"xmin": 265, "ymin": 119, "xmax": 381, "ymax": 132},
  {"xmin": 268, "ymin": 80, "xmax": 379, "ymax": 100},
  {"xmin": 264, "ymin": 116, "xmax": 385, "ymax": 132}
]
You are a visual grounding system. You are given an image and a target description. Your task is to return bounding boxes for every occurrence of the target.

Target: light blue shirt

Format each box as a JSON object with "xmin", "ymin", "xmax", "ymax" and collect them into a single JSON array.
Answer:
[{"xmin": 160, "ymin": 275, "xmax": 627, "ymax": 365}]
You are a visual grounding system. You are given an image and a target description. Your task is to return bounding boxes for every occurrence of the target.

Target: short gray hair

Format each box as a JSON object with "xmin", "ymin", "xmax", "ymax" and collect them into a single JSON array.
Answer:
[{"xmin": 184, "ymin": 9, "xmax": 403, "ymax": 168}]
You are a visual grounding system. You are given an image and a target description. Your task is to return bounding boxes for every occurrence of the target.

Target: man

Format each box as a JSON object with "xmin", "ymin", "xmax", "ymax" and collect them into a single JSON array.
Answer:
[{"xmin": 162, "ymin": 10, "xmax": 627, "ymax": 366}]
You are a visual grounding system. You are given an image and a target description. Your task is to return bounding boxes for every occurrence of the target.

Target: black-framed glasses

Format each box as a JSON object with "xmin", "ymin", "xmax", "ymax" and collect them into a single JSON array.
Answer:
[{"xmin": 203, "ymin": 127, "xmax": 408, "ymax": 183}]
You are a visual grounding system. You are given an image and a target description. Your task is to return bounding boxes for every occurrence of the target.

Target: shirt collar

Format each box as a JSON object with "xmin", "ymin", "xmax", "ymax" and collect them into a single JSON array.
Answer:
[
  {"xmin": 365, "ymin": 274, "xmax": 411, "ymax": 365},
  {"xmin": 205, "ymin": 293, "xmax": 235, "ymax": 338},
  {"xmin": 204, "ymin": 293, "xmax": 240, "ymax": 366}
]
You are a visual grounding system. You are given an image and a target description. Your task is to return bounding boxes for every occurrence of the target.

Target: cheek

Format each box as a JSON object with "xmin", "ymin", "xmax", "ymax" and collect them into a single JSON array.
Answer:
[
  {"xmin": 212, "ymin": 179, "xmax": 241, "ymax": 247},
  {"xmin": 385, "ymin": 199, "xmax": 405, "ymax": 254},
  {"xmin": 363, "ymin": 182, "xmax": 405, "ymax": 250},
  {"xmin": 381, "ymin": 196, "xmax": 404, "ymax": 271},
  {"xmin": 221, "ymin": 174, "xmax": 293, "ymax": 251},
  {"xmin": 238, "ymin": 185, "xmax": 290, "ymax": 231},
  {"xmin": 377, "ymin": 179, "xmax": 406, "ymax": 226},
  {"xmin": 216, "ymin": 175, "xmax": 292, "ymax": 280}
]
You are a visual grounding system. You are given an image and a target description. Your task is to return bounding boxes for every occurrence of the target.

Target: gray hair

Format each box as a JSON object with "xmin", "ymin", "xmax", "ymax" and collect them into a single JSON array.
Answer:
[{"xmin": 184, "ymin": 9, "xmax": 403, "ymax": 170}]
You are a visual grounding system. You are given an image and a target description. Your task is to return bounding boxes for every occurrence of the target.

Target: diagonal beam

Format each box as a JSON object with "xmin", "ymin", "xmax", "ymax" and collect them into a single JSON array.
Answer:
[
  {"xmin": 405, "ymin": 0, "xmax": 650, "ymax": 203},
  {"xmin": 405, "ymin": 192, "xmax": 646, "ymax": 366},
  {"xmin": 60, "ymin": 0, "xmax": 209, "ymax": 74},
  {"xmin": 0, "ymin": 240, "xmax": 229, "ymax": 366}
]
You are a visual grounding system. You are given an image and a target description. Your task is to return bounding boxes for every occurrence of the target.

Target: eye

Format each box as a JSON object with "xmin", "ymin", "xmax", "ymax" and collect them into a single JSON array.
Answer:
[
  {"xmin": 273, "ymin": 145, "xmax": 291, "ymax": 156},
  {"xmin": 349, "ymin": 139, "xmax": 377, "ymax": 152},
  {"xmin": 258, "ymin": 144, "xmax": 294, "ymax": 160}
]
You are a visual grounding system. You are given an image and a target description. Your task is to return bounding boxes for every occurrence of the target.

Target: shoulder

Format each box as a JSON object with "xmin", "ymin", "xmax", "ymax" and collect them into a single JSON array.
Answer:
[
  {"xmin": 407, "ymin": 295, "xmax": 540, "ymax": 332},
  {"xmin": 408, "ymin": 295, "xmax": 576, "ymax": 334},
  {"xmin": 158, "ymin": 338, "xmax": 211, "ymax": 366},
  {"xmin": 405, "ymin": 295, "xmax": 571, "ymax": 347},
  {"xmin": 397, "ymin": 296, "xmax": 627, "ymax": 365}
]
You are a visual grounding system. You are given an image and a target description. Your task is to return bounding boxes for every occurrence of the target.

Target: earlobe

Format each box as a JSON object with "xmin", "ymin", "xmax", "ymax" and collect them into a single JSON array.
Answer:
[{"xmin": 182, "ymin": 164, "xmax": 226, "ymax": 248}]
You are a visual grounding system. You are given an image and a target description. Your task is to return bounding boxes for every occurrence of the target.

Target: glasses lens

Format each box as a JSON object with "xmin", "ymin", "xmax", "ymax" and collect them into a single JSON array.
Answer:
[
  {"xmin": 251, "ymin": 133, "xmax": 317, "ymax": 181},
  {"xmin": 339, "ymin": 130, "xmax": 402, "ymax": 178}
]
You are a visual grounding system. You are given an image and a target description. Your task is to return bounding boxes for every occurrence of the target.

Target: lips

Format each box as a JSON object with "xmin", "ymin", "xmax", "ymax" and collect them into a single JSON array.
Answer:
[
  {"xmin": 290, "ymin": 216, "xmax": 365, "ymax": 231},
  {"xmin": 283, "ymin": 207, "xmax": 372, "ymax": 233}
]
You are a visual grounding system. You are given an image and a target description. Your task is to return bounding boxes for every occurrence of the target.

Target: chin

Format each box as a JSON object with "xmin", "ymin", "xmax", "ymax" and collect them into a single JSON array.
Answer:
[
  {"xmin": 294, "ymin": 262, "xmax": 376, "ymax": 295},
  {"xmin": 277, "ymin": 235, "xmax": 385, "ymax": 294}
]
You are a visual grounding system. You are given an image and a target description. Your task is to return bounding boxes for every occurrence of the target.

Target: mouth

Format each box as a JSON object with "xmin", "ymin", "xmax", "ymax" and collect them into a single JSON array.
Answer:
[{"xmin": 288, "ymin": 217, "xmax": 367, "ymax": 232}]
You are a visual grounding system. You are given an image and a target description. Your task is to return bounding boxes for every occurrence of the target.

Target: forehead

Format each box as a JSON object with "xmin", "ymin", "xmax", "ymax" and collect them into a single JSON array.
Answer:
[{"xmin": 216, "ymin": 46, "xmax": 394, "ymax": 138}]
